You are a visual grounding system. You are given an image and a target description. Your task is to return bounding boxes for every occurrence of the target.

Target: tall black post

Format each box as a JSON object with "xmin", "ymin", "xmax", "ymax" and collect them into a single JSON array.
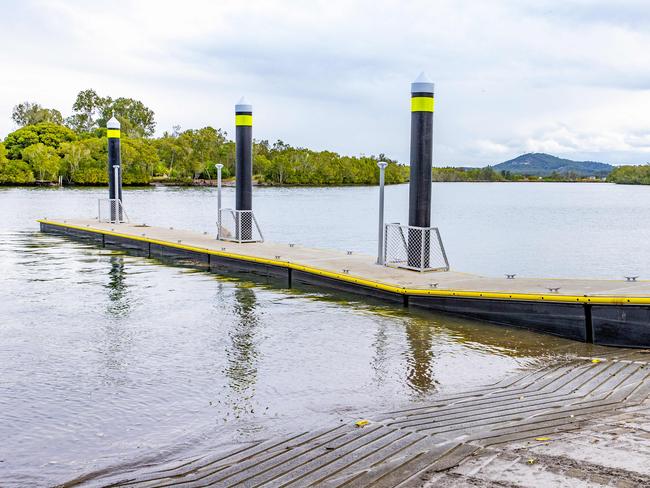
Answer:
[
  {"xmin": 107, "ymin": 116, "xmax": 122, "ymax": 222},
  {"xmin": 408, "ymin": 73, "xmax": 434, "ymax": 268},
  {"xmin": 235, "ymin": 97, "xmax": 253, "ymax": 240}
]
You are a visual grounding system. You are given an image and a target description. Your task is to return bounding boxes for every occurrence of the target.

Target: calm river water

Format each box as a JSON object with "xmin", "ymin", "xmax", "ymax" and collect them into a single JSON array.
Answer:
[{"xmin": 1, "ymin": 183, "xmax": 644, "ymax": 486}]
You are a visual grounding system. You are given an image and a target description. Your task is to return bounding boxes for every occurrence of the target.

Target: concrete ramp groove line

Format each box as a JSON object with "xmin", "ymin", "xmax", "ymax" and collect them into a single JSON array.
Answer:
[
  {"xmin": 385, "ymin": 363, "xmax": 615, "ymax": 430},
  {"xmin": 408, "ymin": 363, "xmax": 646, "ymax": 437},
  {"xmin": 89, "ymin": 355, "xmax": 650, "ymax": 488},
  {"xmin": 375, "ymin": 363, "xmax": 571, "ymax": 419}
]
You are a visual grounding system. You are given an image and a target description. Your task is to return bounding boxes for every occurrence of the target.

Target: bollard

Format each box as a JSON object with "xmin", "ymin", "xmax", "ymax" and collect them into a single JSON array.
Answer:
[
  {"xmin": 107, "ymin": 116, "xmax": 122, "ymax": 222},
  {"xmin": 215, "ymin": 163, "xmax": 223, "ymax": 239},
  {"xmin": 377, "ymin": 161, "xmax": 388, "ymax": 265},
  {"xmin": 235, "ymin": 97, "xmax": 253, "ymax": 241},
  {"xmin": 408, "ymin": 73, "xmax": 434, "ymax": 268}
]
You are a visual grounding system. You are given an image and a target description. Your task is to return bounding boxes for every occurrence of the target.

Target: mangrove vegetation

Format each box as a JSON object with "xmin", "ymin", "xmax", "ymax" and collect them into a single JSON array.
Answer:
[
  {"xmin": 1, "ymin": 90, "xmax": 409, "ymax": 186},
  {"xmin": 606, "ymin": 165, "xmax": 650, "ymax": 185}
]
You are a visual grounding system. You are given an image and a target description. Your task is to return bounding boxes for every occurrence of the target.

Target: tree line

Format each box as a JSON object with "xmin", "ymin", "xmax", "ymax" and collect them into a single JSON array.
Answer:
[
  {"xmin": 432, "ymin": 166, "xmax": 604, "ymax": 182},
  {"xmin": 0, "ymin": 89, "xmax": 409, "ymax": 186},
  {"xmin": 606, "ymin": 165, "xmax": 650, "ymax": 185}
]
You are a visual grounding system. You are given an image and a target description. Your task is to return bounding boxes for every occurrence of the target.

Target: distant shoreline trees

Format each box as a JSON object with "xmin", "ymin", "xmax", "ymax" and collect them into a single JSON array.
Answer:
[
  {"xmin": 0, "ymin": 90, "xmax": 409, "ymax": 186},
  {"xmin": 431, "ymin": 166, "xmax": 600, "ymax": 182},
  {"xmin": 607, "ymin": 165, "xmax": 650, "ymax": 185}
]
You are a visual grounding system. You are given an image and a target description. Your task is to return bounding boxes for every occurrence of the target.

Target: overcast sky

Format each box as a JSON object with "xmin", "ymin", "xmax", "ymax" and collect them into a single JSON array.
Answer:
[{"xmin": 1, "ymin": 0, "xmax": 650, "ymax": 166}]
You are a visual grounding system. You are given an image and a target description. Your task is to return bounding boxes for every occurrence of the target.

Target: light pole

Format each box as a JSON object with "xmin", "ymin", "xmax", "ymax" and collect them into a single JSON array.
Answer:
[
  {"xmin": 112, "ymin": 164, "xmax": 121, "ymax": 222},
  {"xmin": 377, "ymin": 161, "xmax": 388, "ymax": 264},
  {"xmin": 215, "ymin": 163, "xmax": 223, "ymax": 239}
]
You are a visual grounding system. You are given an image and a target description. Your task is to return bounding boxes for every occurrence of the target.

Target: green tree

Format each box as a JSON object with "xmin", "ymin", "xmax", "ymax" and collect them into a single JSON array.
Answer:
[
  {"xmin": 0, "ymin": 143, "xmax": 34, "ymax": 183},
  {"xmin": 100, "ymin": 98, "xmax": 156, "ymax": 138},
  {"xmin": 174, "ymin": 127, "xmax": 228, "ymax": 179},
  {"xmin": 608, "ymin": 164, "xmax": 650, "ymax": 185},
  {"xmin": 66, "ymin": 89, "xmax": 156, "ymax": 137},
  {"xmin": 3, "ymin": 123, "xmax": 77, "ymax": 159},
  {"xmin": 62, "ymin": 138, "xmax": 107, "ymax": 184},
  {"xmin": 121, "ymin": 138, "xmax": 160, "ymax": 184},
  {"xmin": 12, "ymin": 102, "xmax": 64, "ymax": 127},
  {"xmin": 154, "ymin": 135, "xmax": 192, "ymax": 178},
  {"xmin": 0, "ymin": 160, "xmax": 35, "ymax": 183},
  {"xmin": 60, "ymin": 141, "xmax": 93, "ymax": 183},
  {"xmin": 21, "ymin": 143, "xmax": 62, "ymax": 181},
  {"xmin": 253, "ymin": 153, "xmax": 272, "ymax": 177},
  {"xmin": 216, "ymin": 141, "xmax": 236, "ymax": 177},
  {"xmin": 66, "ymin": 89, "xmax": 108, "ymax": 133}
]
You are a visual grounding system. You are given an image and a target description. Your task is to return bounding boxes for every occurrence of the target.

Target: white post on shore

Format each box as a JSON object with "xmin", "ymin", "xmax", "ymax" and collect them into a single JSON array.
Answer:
[
  {"xmin": 377, "ymin": 161, "xmax": 388, "ymax": 265},
  {"xmin": 215, "ymin": 163, "xmax": 223, "ymax": 239}
]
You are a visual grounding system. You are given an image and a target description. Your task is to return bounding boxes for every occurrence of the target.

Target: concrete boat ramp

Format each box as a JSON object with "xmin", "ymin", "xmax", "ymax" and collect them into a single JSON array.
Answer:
[
  {"xmin": 60, "ymin": 350, "xmax": 650, "ymax": 487},
  {"xmin": 40, "ymin": 218, "xmax": 650, "ymax": 348}
]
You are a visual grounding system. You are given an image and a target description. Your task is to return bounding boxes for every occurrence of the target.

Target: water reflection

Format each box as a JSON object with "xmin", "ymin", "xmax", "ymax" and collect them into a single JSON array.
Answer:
[
  {"xmin": 404, "ymin": 320, "xmax": 438, "ymax": 395},
  {"xmin": 371, "ymin": 321, "xmax": 389, "ymax": 386},
  {"xmin": 105, "ymin": 255, "xmax": 131, "ymax": 317},
  {"xmin": 99, "ymin": 254, "xmax": 134, "ymax": 384},
  {"xmin": 224, "ymin": 285, "xmax": 261, "ymax": 422}
]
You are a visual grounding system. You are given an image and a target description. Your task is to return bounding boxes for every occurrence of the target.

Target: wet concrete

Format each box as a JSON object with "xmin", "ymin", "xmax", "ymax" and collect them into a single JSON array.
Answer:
[
  {"xmin": 423, "ymin": 400, "xmax": 650, "ymax": 487},
  {"xmin": 61, "ymin": 350, "xmax": 650, "ymax": 487}
]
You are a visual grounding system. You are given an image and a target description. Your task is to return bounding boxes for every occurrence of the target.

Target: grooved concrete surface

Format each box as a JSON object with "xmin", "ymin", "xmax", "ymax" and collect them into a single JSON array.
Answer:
[
  {"xmin": 424, "ymin": 405, "xmax": 650, "ymax": 487},
  {"xmin": 40, "ymin": 219, "xmax": 650, "ymax": 298},
  {"xmin": 65, "ymin": 351, "xmax": 650, "ymax": 487}
]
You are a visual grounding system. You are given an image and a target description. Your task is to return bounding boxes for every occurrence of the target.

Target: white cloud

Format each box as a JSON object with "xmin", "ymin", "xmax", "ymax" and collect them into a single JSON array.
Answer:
[{"xmin": 1, "ymin": 0, "xmax": 650, "ymax": 165}]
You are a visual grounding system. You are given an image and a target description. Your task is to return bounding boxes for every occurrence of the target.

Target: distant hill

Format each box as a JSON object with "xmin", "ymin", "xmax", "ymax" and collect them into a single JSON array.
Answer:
[{"xmin": 493, "ymin": 153, "xmax": 613, "ymax": 177}]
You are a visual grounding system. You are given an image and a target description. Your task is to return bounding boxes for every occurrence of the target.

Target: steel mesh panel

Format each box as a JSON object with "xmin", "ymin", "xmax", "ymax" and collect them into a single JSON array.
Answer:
[
  {"xmin": 384, "ymin": 223, "xmax": 449, "ymax": 272},
  {"xmin": 218, "ymin": 209, "xmax": 264, "ymax": 243},
  {"xmin": 98, "ymin": 199, "xmax": 129, "ymax": 223}
]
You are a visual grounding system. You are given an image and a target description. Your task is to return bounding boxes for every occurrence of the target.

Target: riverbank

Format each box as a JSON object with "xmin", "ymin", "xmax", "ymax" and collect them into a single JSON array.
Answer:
[
  {"xmin": 0, "ymin": 178, "xmax": 614, "ymax": 188},
  {"xmin": 0, "ymin": 179, "xmax": 400, "ymax": 188}
]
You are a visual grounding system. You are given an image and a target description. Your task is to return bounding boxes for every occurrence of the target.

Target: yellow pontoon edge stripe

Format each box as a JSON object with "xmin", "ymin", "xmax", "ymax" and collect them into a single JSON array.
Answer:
[{"xmin": 37, "ymin": 220, "xmax": 650, "ymax": 306}]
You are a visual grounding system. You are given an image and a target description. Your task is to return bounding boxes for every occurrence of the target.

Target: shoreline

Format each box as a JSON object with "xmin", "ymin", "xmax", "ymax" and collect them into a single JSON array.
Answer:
[{"xmin": 0, "ymin": 179, "xmax": 614, "ymax": 188}]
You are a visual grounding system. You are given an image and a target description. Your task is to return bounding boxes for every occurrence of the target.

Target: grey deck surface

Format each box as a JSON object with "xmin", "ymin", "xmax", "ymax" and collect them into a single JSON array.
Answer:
[
  {"xmin": 40, "ymin": 219, "xmax": 650, "ymax": 299},
  {"xmin": 66, "ymin": 351, "xmax": 650, "ymax": 487}
]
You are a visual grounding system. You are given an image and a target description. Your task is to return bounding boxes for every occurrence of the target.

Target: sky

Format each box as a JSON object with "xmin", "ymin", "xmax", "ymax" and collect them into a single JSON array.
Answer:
[{"xmin": 1, "ymin": 0, "xmax": 650, "ymax": 166}]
